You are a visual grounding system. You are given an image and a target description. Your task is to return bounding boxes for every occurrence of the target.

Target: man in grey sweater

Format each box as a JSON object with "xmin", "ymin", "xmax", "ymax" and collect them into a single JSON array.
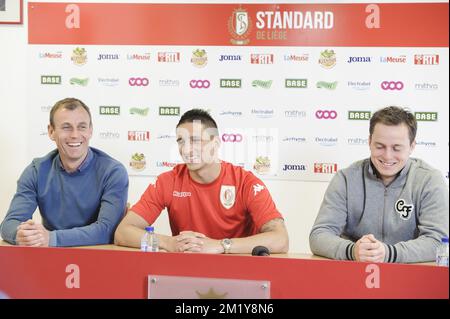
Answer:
[{"xmin": 310, "ymin": 106, "xmax": 448, "ymax": 263}]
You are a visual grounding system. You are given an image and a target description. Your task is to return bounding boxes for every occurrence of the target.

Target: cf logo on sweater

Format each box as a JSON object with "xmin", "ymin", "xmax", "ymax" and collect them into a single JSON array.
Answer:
[{"xmin": 395, "ymin": 199, "xmax": 413, "ymax": 220}]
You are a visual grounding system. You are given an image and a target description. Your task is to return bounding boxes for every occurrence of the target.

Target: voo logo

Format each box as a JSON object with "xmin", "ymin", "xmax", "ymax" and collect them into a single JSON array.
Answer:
[
  {"xmin": 129, "ymin": 77, "xmax": 149, "ymax": 86},
  {"xmin": 381, "ymin": 81, "xmax": 403, "ymax": 90},
  {"xmin": 190, "ymin": 80, "xmax": 210, "ymax": 88},
  {"xmin": 222, "ymin": 134, "xmax": 243, "ymax": 142},
  {"xmin": 316, "ymin": 110, "xmax": 337, "ymax": 119}
]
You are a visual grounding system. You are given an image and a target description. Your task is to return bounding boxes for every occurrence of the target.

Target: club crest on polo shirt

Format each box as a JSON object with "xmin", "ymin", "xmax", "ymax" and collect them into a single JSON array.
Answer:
[
  {"xmin": 395, "ymin": 199, "xmax": 414, "ymax": 220},
  {"xmin": 220, "ymin": 185, "xmax": 236, "ymax": 209}
]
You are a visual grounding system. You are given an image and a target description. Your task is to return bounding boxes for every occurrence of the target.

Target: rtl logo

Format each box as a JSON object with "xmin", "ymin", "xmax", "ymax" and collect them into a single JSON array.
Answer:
[
  {"xmin": 128, "ymin": 131, "xmax": 150, "ymax": 141},
  {"xmin": 158, "ymin": 52, "xmax": 180, "ymax": 63},
  {"xmin": 251, "ymin": 54, "xmax": 274, "ymax": 64},
  {"xmin": 414, "ymin": 54, "xmax": 439, "ymax": 65},
  {"xmin": 314, "ymin": 163, "xmax": 338, "ymax": 174}
]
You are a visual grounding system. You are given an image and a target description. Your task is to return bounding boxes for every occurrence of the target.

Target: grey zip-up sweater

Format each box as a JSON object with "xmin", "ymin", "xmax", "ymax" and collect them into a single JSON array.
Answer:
[{"xmin": 310, "ymin": 158, "xmax": 449, "ymax": 263}]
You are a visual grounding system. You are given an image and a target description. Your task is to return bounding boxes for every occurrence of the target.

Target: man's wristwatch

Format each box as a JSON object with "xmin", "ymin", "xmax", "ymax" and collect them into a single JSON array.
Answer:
[{"xmin": 221, "ymin": 238, "xmax": 232, "ymax": 254}]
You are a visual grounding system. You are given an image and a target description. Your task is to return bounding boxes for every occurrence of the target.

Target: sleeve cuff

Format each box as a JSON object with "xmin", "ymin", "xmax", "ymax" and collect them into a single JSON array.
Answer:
[
  {"xmin": 383, "ymin": 243, "xmax": 398, "ymax": 263},
  {"xmin": 48, "ymin": 231, "xmax": 57, "ymax": 247},
  {"xmin": 346, "ymin": 242, "xmax": 356, "ymax": 260}
]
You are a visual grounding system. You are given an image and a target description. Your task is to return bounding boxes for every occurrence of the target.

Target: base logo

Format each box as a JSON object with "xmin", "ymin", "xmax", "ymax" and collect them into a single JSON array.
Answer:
[
  {"xmin": 159, "ymin": 106, "xmax": 180, "ymax": 116},
  {"xmin": 415, "ymin": 112, "xmax": 437, "ymax": 122},
  {"xmin": 41, "ymin": 75, "xmax": 61, "ymax": 85},
  {"xmin": 130, "ymin": 153, "xmax": 146, "ymax": 171},
  {"xmin": 348, "ymin": 111, "xmax": 371, "ymax": 120},
  {"xmin": 228, "ymin": 7, "xmax": 251, "ymax": 45}
]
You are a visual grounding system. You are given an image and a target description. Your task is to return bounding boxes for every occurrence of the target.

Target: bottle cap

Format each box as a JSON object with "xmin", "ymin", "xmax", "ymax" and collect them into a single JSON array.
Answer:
[
  {"xmin": 442, "ymin": 237, "xmax": 449, "ymax": 243},
  {"xmin": 145, "ymin": 226, "xmax": 154, "ymax": 232}
]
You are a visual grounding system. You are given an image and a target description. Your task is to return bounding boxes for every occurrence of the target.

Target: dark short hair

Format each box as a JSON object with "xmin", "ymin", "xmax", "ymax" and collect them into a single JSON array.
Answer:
[
  {"xmin": 49, "ymin": 98, "xmax": 92, "ymax": 127},
  {"xmin": 369, "ymin": 106, "xmax": 417, "ymax": 144},
  {"xmin": 176, "ymin": 109, "xmax": 218, "ymax": 136}
]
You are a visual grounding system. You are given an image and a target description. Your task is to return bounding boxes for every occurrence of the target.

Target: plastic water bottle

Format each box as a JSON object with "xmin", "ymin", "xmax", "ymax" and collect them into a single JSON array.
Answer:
[
  {"xmin": 436, "ymin": 237, "xmax": 449, "ymax": 267},
  {"xmin": 141, "ymin": 226, "xmax": 159, "ymax": 252}
]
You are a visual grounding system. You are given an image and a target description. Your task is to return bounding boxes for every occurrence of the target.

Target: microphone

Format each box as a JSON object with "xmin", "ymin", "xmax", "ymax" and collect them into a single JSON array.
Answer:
[{"xmin": 252, "ymin": 246, "xmax": 270, "ymax": 256}]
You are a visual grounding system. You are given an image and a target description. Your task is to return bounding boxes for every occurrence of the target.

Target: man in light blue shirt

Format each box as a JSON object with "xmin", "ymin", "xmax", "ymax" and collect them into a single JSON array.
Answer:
[{"xmin": 0, "ymin": 98, "xmax": 128, "ymax": 247}]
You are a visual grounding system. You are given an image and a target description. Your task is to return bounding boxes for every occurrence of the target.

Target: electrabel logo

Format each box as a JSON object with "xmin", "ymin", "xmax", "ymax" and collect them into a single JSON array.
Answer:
[
  {"xmin": 159, "ymin": 106, "xmax": 180, "ymax": 116},
  {"xmin": 314, "ymin": 163, "xmax": 338, "ymax": 174},
  {"xmin": 285, "ymin": 79, "xmax": 307, "ymax": 88},
  {"xmin": 348, "ymin": 81, "xmax": 371, "ymax": 90},
  {"xmin": 251, "ymin": 109, "xmax": 274, "ymax": 119},
  {"xmin": 99, "ymin": 106, "xmax": 120, "ymax": 115},
  {"xmin": 219, "ymin": 54, "xmax": 242, "ymax": 62},
  {"xmin": 348, "ymin": 111, "xmax": 371, "ymax": 120},
  {"xmin": 315, "ymin": 137, "xmax": 338, "ymax": 147},
  {"xmin": 379, "ymin": 55, "xmax": 406, "ymax": 63},
  {"xmin": 128, "ymin": 131, "xmax": 150, "ymax": 141},
  {"xmin": 127, "ymin": 53, "xmax": 151, "ymax": 61},
  {"xmin": 381, "ymin": 81, "xmax": 404, "ymax": 90},
  {"xmin": 129, "ymin": 77, "xmax": 149, "ymax": 86},
  {"xmin": 414, "ymin": 54, "xmax": 439, "ymax": 65},
  {"xmin": 97, "ymin": 53, "xmax": 119, "ymax": 61},
  {"xmin": 190, "ymin": 79, "xmax": 210, "ymax": 88},
  {"xmin": 282, "ymin": 164, "xmax": 307, "ymax": 171},
  {"xmin": 98, "ymin": 78, "xmax": 119, "ymax": 87},
  {"xmin": 222, "ymin": 133, "xmax": 243, "ymax": 142},
  {"xmin": 158, "ymin": 52, "xmax": 180, "ymax": 62},
  {"xmin": 415, "ymin": 112, "xmax": 438, "ymax": 122},
  {"xmin": 39, "ymin": 51, "xmax": 62, "ymax": 59},
  {"xmin": 347, "ymin": 56, "xmax": 372, "ymax": 63},
  {"xmin": 41, "ymin": 75, "xmax": 61, "ymax": 85},
  {"xmin": 284, "ymin": 54, "xmax": 308, "ymax": 62},
  {"xmin": 315, "ymin": 110, "xmax": 337, "ymax": 119},
  {"xmin": 251, "ymin": 54, "xmax": 274, "ymax": 64},
  {"xmin": 220, "ymin": 79, "xmax": 242, "ymax": 88}
]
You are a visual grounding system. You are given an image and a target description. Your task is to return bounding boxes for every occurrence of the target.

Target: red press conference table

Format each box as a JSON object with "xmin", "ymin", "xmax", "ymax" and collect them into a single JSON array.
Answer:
[{"xmin": 0, "ymin": 241, "xmax": 447, "ymax": 299}]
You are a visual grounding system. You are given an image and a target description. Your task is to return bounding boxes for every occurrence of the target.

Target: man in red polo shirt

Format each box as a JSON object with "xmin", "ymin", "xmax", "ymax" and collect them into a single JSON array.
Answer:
[{"xmin": 115, "ymin": 109, "xmax": 289, "ymax": 254}]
